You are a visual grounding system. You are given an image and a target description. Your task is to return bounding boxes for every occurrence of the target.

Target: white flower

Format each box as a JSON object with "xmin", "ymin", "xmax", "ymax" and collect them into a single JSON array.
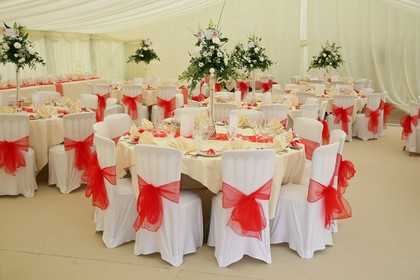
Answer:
[
  {"xmin": 248, "ymin": 41, "xmax": 255, "ymax": 48},
  {"xmin": 260, "ymin": 57, "xmax": 265, "ymax": 61},
  {"xmin": 204, "ymin": 29, "xmax": 213, "ymax": 40},
  {"xmin": 198, "ymin": 62, "xmax": 204, "ymax": 67},
  {"xmin": 13, "ymin": 42, "xmax": 21, "ymax": 49},
  {"xmin": 212, "ymin": 36, "xmax": 220, "ymax": 45},
  {"xmin": 14, "ymin": 54, "xmax": 18, "ymax": 57},
  {"xmin": 18, "ymin": 57, "xmax": 25, "ymax": 63},
  {"xmin": 143, "ymin": 47, "xmax": 148, "ymax": 51},
  {"xmin": 217, "ymin": 52, "xmax": 223, "ymax": 58},
  {"xmin": 209, "ymin": 68, "xmax": 215, "ymax": 74},
  {"xmin": 145, "ymin": 39, "xmax": 152, "ymax": 46},
  {"xmin": 254, "ymin": 47, "xmax": 260, "ymax": 52}
]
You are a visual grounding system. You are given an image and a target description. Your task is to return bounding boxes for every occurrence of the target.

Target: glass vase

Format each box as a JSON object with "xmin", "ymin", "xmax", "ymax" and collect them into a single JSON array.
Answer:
[{"xmin": 14, "ymin": 68, "xmax": 23, "ymax": 112}]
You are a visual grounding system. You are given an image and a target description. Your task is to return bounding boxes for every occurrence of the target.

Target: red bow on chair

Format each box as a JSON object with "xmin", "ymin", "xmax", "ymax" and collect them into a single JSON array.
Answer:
[
  {"xmin": 191, "ymin": 93, "xmax": 206, "ymax": 102},
  {"xmin": 95, "ymin": 93, "xmax": 110, "ymax": 122},
  {"xmin": 157, "ymin": 97, "xmax": 176, "ymax": 119},
  {"xmin": 300, "ymin": 138, "xmax": 321, "ymax": 161},
  {"xmin": 215, "ymin": 82, "xmax": 221, "ymax": 92},
  {"xmin": 379, "ymin": 100, "xmax": 395, "ymax": 129},
  {"xmin": 261, "ymin": 80, "xmax": 274, "ymax": 93},
  {"xmin": 280, "ymin": 118, "xmax": 287, "ymax": 128},
  {"xmin": 64, "ymin": 133, "xmax": 94, "ymax": 170},
  {"xmin": 82, "ymin": 152, "xmax": 116, "ymax": 210},
  {"xmin": 133, "ymin": 175, "xmax": 180, "ymax": 232},
  {"xmin": 318, "ymin": 117, "xmax": 330, "ymax": 145},
  {"xmin": 222, "ymin": 179, "xmax": 272, "ymax": 240},
  {"xmin": 122, "ymin": 94, "xmax": 143, "ymax": 120},
  {"xmin": 307, "ymin": 178, "xmax": 352, "ymax": 229},
  {"xmin": 332, "ymin": 105, "xmax": 354, "ymax": 134},
  {"xmin": 400, "ymin": 114, "xmax": 418, "ymax": 140},
  {"xmin": 334, "ymin": 154, "xmax": 356, "ymax": 194},
  {"xmin": 236, "ymin": 81, "xmax": 249, "ymax": 100},
  {"xmin": 366, "ymin": 108, "xmax": 380, "ymax": 134},
  {"xmin": 0, "ymin": 136, "xmax": 29, "ymax": 176}
]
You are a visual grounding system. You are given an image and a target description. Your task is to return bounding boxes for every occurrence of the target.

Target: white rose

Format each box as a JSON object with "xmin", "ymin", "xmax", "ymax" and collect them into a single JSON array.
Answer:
[
  {"xmin": 217, "ymin": 52, "xmax": 223, "ymax": 58},
  {"xmin": 260, "ymin": 57, "xmax": 265, "ymax": 61},
  {"xmin": 199, "ymin": 62, "xmax": 204, "ymax": 67},
  {"xmin": 212, "ymin": 37, "xmax": 220, "ymax": 45},
  {"xmin": 210, "ymin": 68, "xmax": 215, "ymax": 74},
  {"xmin": 204, "ymin": 29, "xmax": 213, "ymax": 40},
  {"xmin": 18, "ymin": 58, "xmax": 25, "ymax": 63},
  {"xmin": 145, "ymin": 40, "xmax": 152, "ymax": 46},
  {"xmin": 248, "ymin": 41, "xmax": 255, "ymax": 48},
  {"xmin": 14, "ymin": 54, "xmax": 18, "ymax": 57},
  {"xmin": 323, "ymin": 53, "xmax": 327, "ymax": 57},
  {"xmin": 143, "ymin": 47, "xmax": 148, "ymax": 51},
  {"xmin": 254, "ymin": 47, "xmax": 260, "ymax": 52},
  {"xmin": 14, "ymin": 42, "xmax": 21, "ymax": 49}
]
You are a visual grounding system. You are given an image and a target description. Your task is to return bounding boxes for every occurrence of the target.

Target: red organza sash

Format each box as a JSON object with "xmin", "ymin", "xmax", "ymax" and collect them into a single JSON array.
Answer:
[
  {"xmin": 64, "ymin": 133, "xmax": 93, "ymax": 170},
  {"xmin": 215, "ymin": 82, "xmax": 221, "ymax": 92},
  {"xmin": 191, "ymin": 93, "xmax": 206, "ymax": 102},
  {"xmin": 366, "ymin": 108, "xmax": 380, "ymax": 134},
  {"xmin": 237, "ymin": 81, "xmax": 249, "ymax": 100},
  {"xmin": 222, "ymin": 179, "xmax": 272, "ymax": 240},
  {"xmin": 301, "ymin": 138, "xmax": 321, "ymax": 160},
  {"xmin": 82, "ymin": 152, "xmax": 116, "ymax": 210},
  {"xmin": 333, "ymin": 104, "xmax": 354, "ymax": 134},
  {"xmin": 111, "ymin": 136, "xmax": 120, "ymax": 144},
  {"xmin": 280, "ymin": 118, "xmax": 287, "ymax": 128},
  {"xmin": 179, "ymin": 85, "xmax": 188, "ymax": 105},
  {"xmin": 157, "ymin": 97, "xmax": 176, "ymax": 119},
  {"xmin": 379, "ymin": 100, "xmax": 395, "ymax": 128},
  {"xmin": 95, "ymin": 93, "xmax": 110, "ymax": 122},
  {"xmin": 400, "ymin": 114, "xmax": 418, "ymax": 140},
  {"xmin": 307, "ymin": 178, "xmax": 352, "ymax": 229},
  {"xmin": 0, "ymin": 136, "xmax": 29, "ymax": 176},
  {"xmin": 122, "ymin": 94, "xmax": 143, "ymax": 120},
  {"xmin": 133, "ymin": 175, "xmax": 180, "ymax": 232},
  {"xmin": 334, "ymin": 154, "xmax": 356, "ymax": 194},
  {"xmin": 261, "ymin": 80, "xmax": 274, "ymax": 93},
  {"xmin": 318, "ymin": 117, "xmax": 330, "ymax": 145}
]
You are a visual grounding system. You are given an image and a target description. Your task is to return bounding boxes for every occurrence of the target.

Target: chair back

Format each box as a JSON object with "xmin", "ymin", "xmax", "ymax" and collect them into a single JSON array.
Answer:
[
  {"xmin": 104, "ymin": 113, "xmax": 134, "ymax": 140},
  {"xmin": 310, "ymin": 142, "xmax": 339, "ymax": 187},
  {"xmin": 80, "ymin": 93, "xmax": 98, "ymax": 110},
  {"xmin": 329, "ymin": 129, "xmax": 346, "ymax": 156},
  {"xmin": 214, "ymin": 103, "xmax": 236, "ymax": 122},
  {"xmin": 94, "ymin": 133, "xmax": 116, "ymax": 168},
  {"xmin": 365, "ymin": 93, "xmax": 382, "ymax": 112},
  {"xmin": 332, "ymin": 95, "xmax": 356, "ymax": 111},
  {"xmin": 95, "ymin": 84, "xmax": 110, "ymax": 96},
  {"xmin": 104, "ymin": 105, "xmax": 124, "ymax": 117},
  {"xmin": 156, "ymin": 85, "xmax": 178, "ymax": 101},
  {"xmin": 0, "ymin": 114, "xmax": 29, "ymax": 141},
  {"xmin": 222, "ymin": 150, "xmax": 276, "ymax": 195},
  {"xmin": 121, "ymin": 85, "xmax": 143, "ymax": 98},
  {"xmin": 63, "ymin": 112, "xmax": 96, "ymax": 142},
  {"xmin": 134, "ymin": 145, "xmax": 182, "ymax": 189},
  {"xmin": 0, "ymin": 91, "xmax": 10, "ymax": 107},
  {"xmin": 296, "ymin": 91, "xmax": 315, "ymax": 105},
  {"xmin": 259, "ymin": 104, "xmax": 288, "ymax": 123},
  {"xmin": 300, "ymin": 104, "xmax": 319, "ymax": 119},
  {"xmin": 187, "ymin": 99, "xmax": 202, "ymax": 108},
  {"xmin": 353, "ymin": 80, "xmax": 366, "ymax": 91},
  {"xmin": 293, "ymin": 117, "xmax": 323, "ymax": 144},
  {"xmin": 319, "ymin": 100, "xmax": 328, "ymax": 120},
  {"xmin": 93, "ymin": 121, "xmax": 110, "ymax": 138}
]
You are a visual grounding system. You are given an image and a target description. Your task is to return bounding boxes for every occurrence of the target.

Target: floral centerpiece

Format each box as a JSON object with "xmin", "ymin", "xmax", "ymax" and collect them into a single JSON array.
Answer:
[
  {"xmin": 0, "ymin": 22, "xmax": 46, "ymax": 102},
  {"xmin": 232, "ymin": 35, "xmax": 274, "ymax": 98},
  {"xmin": 308, "ymin": 40, "xmax": 344, "ymax": 74},
  {"xmin": 127, "ymin": 39, "xmax": 160, "ymax": 80}
]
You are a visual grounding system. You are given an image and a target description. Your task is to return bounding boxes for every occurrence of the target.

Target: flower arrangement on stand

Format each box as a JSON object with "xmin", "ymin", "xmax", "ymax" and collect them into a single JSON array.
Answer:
[
  {"xmin": 232, "ymin": 35, "xmax": 274, "ymax": 100},
  {"xmin": 178, "ymin": 20, "xmax": 239, "ymax": 136},
  {"xmin": 127, "ymin": 39, "xmax": 160, "ymax": 81},
  {"xmin": 0, "ymin": 22, "xmax": 45, "ymax": 108},
  {"xmin": 308, "ymin": 40, "xmax": 344, "ymax": 82}
]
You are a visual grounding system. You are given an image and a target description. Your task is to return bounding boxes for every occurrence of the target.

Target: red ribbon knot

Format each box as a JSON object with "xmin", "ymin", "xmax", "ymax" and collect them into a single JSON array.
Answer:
[
  {"xmin": 0, "ymin": 136, "xmax": 29, "ymax": 176},
  {"xmin": 64, "ymin": 133, "xmax": 94, "ymax": 170},
  {"xmin": 122, "ymin": 94, "xmax": 143, "ymax": 120}
]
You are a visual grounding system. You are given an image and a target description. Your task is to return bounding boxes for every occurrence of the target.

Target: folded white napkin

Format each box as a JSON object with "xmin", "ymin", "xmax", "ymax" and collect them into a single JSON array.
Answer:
[
  {"xmin": 270, "ymin": 134, "xmax": 288, "ymax": 152},
  {"xmin": 238, "ymin": 115, "xmax": 252, "ymax": 128},
  {"xmin": 37, "ymin": 106, "xmax": 57, "ymax": 118},
  {"xmin": 194, "ymin": 111, "xmax": 210, "ymax": 128},
  {"xmin": 140, "ymin": 119, "xmax": 154, "ymax": 131},
  {"xmin": 169, "ymin": 136, "xmax": 198, "ymax": 154},
  {"xmin": 267, "ymin": 119, "xmax": 285, "ymax": 135},
  {"xmin": 285, "ymin": 128, "xmax": 294, "ymax": 142},
  {"xmin": 68, "ymin": 101, "xmax": 82, "ymax": 113},
  {"xmin": 138, "ymin": 131, "xmax": 156, "ymax": 145},
  {"xmin": 222, "ymin": 138, "xmax": 251, "ymax": 150},
  {"xmin": 129, "ymin": 124, "xmax": 141, "ymax": 140},
  {"xmin": 0, "ymin": 106, "xmax": 15, "ymax": 113}
]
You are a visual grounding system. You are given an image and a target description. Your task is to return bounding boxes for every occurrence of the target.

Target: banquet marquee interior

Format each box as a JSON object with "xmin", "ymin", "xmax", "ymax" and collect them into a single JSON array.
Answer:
[{"xmin": 0, "ymin": 0, "xmax": 419, "ymax": 109}]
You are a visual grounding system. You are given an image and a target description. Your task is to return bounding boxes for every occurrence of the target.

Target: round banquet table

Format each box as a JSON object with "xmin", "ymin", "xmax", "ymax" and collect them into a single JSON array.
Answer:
[{"xmin": 115, "ymin": 127, "xmax": 306, "ymax": 219}]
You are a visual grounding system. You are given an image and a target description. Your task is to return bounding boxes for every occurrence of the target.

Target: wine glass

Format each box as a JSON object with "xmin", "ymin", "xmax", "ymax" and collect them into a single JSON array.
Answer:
[{"xmin": 253, "ymin": 119, "xmax": 262, "ymax": 142}]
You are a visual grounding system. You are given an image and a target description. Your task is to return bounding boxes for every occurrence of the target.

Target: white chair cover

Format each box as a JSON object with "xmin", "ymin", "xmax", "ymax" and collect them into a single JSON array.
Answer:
[
  {"xmin": 300, "ymin": 103, "xmax": 319, "ymax": 119},
  {"xmin": 378, "ymin": 92, "xmax": 388, "ymax": 137},
  {"xmin": 0, "ymin": 114, "xmax": 37, "ymax": 197},
  {"xmin": 326, "ymin": 95, "xmax": 356, "ymax": 142},
  {"xmin": 93, "ymin": 133, "xmax": 137, "ymax": 247},
  {"xmin": 94, "ymin": 84, "xmax": 110, "ymax": 95},
  {"xmin": 403, "ymin": 100, "xmax": 420, "ymax": 154},
  {"xmin": 104, "ymin": 113, "xmax": 132, "ymax": 142},
  {"xmin": 213, "ymin": 103, "xmax": 236, "ymax": 122},
  {"xmin": 295, "ymin": 91, "xmax": 315, "ymax": 105},
  {"xmin": 133, "ymin": 145, "xmax": 203, "ymax": 266},
  {"xmin": 151, "ymin": 85, "xmax": 184, "ymax": 123},
  {"xmin": 270, "ymin": 142, "xmax": 340, "ymax": 259},
  {"xmin": 259, "ymin": 104, "xmax": 289, "ymax": 125},
  {"xmin": 80, "ymin": 93, "xmax": 98, "ymax": 111},
  {"xmin": 207, "ymin": 149, "xmax": 276, "ymax": 267},
  {"xmin": 121, "ymin": 85, "xmax": 148, "ymax": 126},
  {"xmin": 32, "ymin": 91, "xmax": 61, "ymax": 107},
  {"xmin": 104, "ymin": 104, "xmax": 124, "ymax": 117},
  {"xmin": 0, "ymin": 91, "xmax": 9, "ymax": 107},
  {"xmin": 353, "ymin": 93, "xmax": 382, "ymax": 141},
  {"xmin": 187, "ymin": 99, "xmax": 202, "ymax": 108},
  {"xmin": 319, "ymin": 100, "xmax": 328, "ymax": 120},
  {"xmin": 48, "ymin": 112, "xmax": 96, "ymax": 194}
]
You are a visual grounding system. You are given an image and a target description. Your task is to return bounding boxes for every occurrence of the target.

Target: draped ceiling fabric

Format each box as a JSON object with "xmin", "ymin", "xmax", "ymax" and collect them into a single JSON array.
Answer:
[{"xmin": 0, "ymin": 0, "xmax": 419, "ymax": 109}]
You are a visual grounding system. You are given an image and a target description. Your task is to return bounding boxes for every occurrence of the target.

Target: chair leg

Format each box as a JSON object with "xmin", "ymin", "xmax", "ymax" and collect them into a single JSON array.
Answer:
[{"xmin": 403, "ymin": 146, "xmax": 406, "ymax": 151}]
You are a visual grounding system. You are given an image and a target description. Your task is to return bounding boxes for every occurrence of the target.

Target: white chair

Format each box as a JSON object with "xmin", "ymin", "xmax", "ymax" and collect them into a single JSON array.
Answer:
[
  {"xmin": 85, "ymin": 133, "xmax": 137, "ymax": 247},
  {"xmin": 48, "ymin": 112, "xmax": 96, "ymax": 194},
  {"xmin": 230, "ymin": 109, "xmax": 264, "ymax": 123},
  {"xmin": 0, "ymin": 91, "xmax": 9, "ymax": 106},
  {"xmin": 353, "ymin": 93, "xmax": 382, "ymax": 141},
  {"xmin": 353, "ymin": 80, "xmax": 366, "ymax": 92},
  {"xmin": 187, "ymin": 99, "xmax": 202, "ymax": 108},
  {"xmin": 104, "ymin": 104, "xmax": 124, "ymax": 117},
  {"xmin": 93, "ymin": 84, "xmax": 112, "ymax": 122},
  {"xmin": 295, "ymin": 91, "xmax": 315, "ymax": 105},
  {"xmin": 270, "ymin": 142, "xmax": 349, "ymax": 259},
  {"xmin": 401, "ymin": 100, "xmax": 419, "ymax": 155},
  {"xmin": 104, "ymin": 113, "xmax": 132, "ymax": 143},
  {"xmin": 300, "ymin": 103, "xmax": 319, "ymax": 119},
  {"xmin": 378, "ymin": 91, "xmax": 394, "ymax": 137},
  {"xmin": 319, "ymin": 100, "xmax": 328, "ymax": 121},
  {"xmin": 259, "ymin": 104, "xmax": 289, "ymax": 127},
  {"xmin": 151, "ymin": 85, "xmax": 184, "ymax": 123},
  {"xmin": 326, "ymin": 95, "xmax": 356, "ymax": 142},
  {"xmin": 293, "ymin": 117, "xmax": 323, "ymax": 187},
  {"xmin": 207, "ymin": 150, "xmax": 276, "ymax": 267},
  {"xmin": 0, "ymin": 114, "xmax": 37, "ymax": 197},
  {"xmin": 80, "ymin": 93, "xmax": 99, "ymax": 119},
  {"xmin": 133, "ymin": 77, "xmax": 143, "ymax": 85},
  {"xmin": 32, "ymin": 91, "xmax": 61, "ymax": 107},
  {"xmin": 121, "ymin": 85, "xmax": 148, "ymax": 126},
  {"xmin": 132, "ymin": 145, "xmax": 203, "ymax": 267},
  {"xmin": 213, "ymin": 103, "xmax": 236, "ymax": 122}
]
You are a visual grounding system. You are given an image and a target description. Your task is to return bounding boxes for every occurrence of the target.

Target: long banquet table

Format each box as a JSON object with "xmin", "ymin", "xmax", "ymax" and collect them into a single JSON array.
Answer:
[{"xmin": 115, "ymin": 128, "xmax": 306, "ymax": 219}]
